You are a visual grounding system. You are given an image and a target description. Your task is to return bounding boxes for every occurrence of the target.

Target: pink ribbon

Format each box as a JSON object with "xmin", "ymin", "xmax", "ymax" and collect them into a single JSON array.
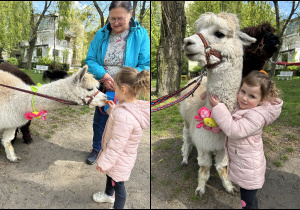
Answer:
[{"xmin": 25, "ymin": 111, "xmax": 47, "ymax": 120}]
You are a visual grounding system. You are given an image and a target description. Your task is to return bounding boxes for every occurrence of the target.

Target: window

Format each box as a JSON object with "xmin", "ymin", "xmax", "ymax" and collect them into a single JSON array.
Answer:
[
  {"xmin": 36, "ymin": 48, "xmax": 42, "ymax": 57},
  {"xmin": 282, "ymin": 53, "xmax": 288, "ymax": 62},
  {"xmin": 53, "ymin": 49, "xmax": 59, "ymax": 57}
]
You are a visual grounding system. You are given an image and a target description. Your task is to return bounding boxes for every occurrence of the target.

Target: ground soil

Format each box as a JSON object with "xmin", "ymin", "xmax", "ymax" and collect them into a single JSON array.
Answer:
[
  {"xmin": 151, "ymin": 125, "xmax": 300, "ymax": 209},
  {"xmin": 0, "ymin": 106, "xmax": 150, "ymax": 209}
]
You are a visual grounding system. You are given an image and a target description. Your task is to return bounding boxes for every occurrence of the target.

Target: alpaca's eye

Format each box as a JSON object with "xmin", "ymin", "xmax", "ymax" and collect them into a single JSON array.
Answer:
[
  {"xmin": 214, "ymin": 31, "xmax": 225, "ymax": 38},
  {"xmin": 87, "ymin": 88, "xmax": 93, "ymax": 91}
]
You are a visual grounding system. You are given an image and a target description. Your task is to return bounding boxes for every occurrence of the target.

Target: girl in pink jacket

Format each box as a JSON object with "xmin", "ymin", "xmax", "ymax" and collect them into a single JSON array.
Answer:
[
  {"xmin": 209, "ymin": 70, "xmax": 283, "ymax": 209},
  {"xmin": 93, "ymin": 67, "xmax": 150, "ymax": 209}
]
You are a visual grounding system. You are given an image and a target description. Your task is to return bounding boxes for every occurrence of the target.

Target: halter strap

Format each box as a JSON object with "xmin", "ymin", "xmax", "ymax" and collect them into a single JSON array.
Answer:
[{"xmin": 195, "ymin": 33, "xmax": 223, "ymax": 68}]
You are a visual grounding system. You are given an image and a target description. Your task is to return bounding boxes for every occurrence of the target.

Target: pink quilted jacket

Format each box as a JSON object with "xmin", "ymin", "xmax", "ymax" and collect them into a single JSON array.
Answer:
[
  {"xmin": 211, "ymin": 99, "xmax": 283, "ymax": 190},
  {"xmin": 96, "ymin": 100, "xmax": 150, "ymax": 182}
]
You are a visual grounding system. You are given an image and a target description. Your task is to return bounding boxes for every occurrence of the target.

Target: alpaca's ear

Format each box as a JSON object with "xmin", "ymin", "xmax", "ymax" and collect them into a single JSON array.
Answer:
[
  {"xmin": 73, "ymin": 65, "xmax": 88, "ymax": 83},
  {"xmin": 237, "ymin": 31, "xmax": 256, "ymax": 46}
]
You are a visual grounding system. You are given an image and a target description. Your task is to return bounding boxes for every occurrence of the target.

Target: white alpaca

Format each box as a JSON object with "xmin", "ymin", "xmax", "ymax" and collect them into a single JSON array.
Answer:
[
  {"xmin": 181, "ymin": 12, "xmax": 256, "ymax": 196},
  {"xmin": 0, "ymin": 65, "xmax": 107, "ymax": 162}
]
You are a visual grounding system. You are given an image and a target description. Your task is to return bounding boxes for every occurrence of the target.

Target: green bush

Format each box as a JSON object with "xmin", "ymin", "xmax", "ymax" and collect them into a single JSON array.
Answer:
[
  {"xmin": 190, "ymin": 65, "xmax": 203, "ymax": 73},
  {"xmin": 7, "ymin": 57, "xmax": 18, "ymax": 66},
  {"xmin": 81, "ymin": 58, "xmax": 86, "ymax": 67},
  {"xmin": 38, "ymin": 56, "xmax": 52, "ymax": 66},
  {"xmin": 61, "ymin": 64, "xmax": 70, "ymax": 72},
  {"xmin": 49, "ymin": 61, "xmax": 62, "ymax": 71}
]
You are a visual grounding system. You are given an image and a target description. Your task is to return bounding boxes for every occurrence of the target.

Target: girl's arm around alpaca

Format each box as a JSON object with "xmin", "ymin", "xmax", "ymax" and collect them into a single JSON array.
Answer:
[{"xmin": 211, "ymin": 103, "xmax": 264, "ymax": 139}]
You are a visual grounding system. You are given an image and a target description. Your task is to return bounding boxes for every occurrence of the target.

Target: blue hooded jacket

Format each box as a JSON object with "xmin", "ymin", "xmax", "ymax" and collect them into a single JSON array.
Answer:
[{"xmin": 85, "ymin": 17, "xmax": 150, "ymax": 80}]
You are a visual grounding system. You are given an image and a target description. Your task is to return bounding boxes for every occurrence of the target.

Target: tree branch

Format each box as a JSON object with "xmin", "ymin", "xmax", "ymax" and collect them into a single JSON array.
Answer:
[{"xmin": 93, "ymin": 1, "xmax": 104, "ymax": 27}]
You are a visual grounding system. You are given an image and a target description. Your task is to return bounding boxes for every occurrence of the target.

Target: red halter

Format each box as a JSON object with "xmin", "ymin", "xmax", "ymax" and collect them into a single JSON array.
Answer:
[{"xmin": 195, "ymin": 33, "xmax": 223, "ymax": 69}]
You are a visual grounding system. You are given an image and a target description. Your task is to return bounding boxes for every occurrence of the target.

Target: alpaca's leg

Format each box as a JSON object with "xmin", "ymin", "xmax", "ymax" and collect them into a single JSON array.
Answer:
[
  {"xmin": 195, "ymin": 150, "xmax": 212, "ymax": 196},
  {"xmin": 11, "ymin": 128, "xmax": 18, "ymax": 145},
  {"xmin": 1, "ymin": 128, "xmax": 21, "ymax": 162},
  {"xmin": 214, "ymin": 150, "xmax": 237, "ymax": 195},
  {"xmin": 181, "ymin": 122, "xmax": 193, "ymax": 165},
  {"xmin": 20, "ymin": 121, "xmax": 33, "ymax": 144}
]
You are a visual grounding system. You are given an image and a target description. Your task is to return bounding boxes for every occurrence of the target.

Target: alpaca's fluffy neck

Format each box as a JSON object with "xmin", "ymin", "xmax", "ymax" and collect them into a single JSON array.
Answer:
[
  {"xmin": 32, "ymin": 78, "xmax": 80, "ymax": 111},
  {"xmin": 205, "ymin": 57, "xmax": 242, "ymax": 113}
]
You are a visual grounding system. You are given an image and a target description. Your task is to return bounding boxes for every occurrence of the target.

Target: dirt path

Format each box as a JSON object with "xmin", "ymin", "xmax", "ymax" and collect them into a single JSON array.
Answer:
[
  {"xmin": 151, "ymin": 129, "xmax": 300, "ymax": 209},
  {"xmin": 0, "ymin": 106, "xmax": 150, "ymax": 209}
]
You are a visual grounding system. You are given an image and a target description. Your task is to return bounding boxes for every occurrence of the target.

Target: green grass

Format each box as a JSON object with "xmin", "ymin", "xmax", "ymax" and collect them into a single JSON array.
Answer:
[
  {"xmin": 273, "ymin": 77, "xmax": 300, "ymax": 127},
  {"xmin": 19, "ymin": 68, "xmax": 73, "ymax": 84},
  {"xmin": 19, "ymin": 69, "xmax": 47, "ymax": 84}
]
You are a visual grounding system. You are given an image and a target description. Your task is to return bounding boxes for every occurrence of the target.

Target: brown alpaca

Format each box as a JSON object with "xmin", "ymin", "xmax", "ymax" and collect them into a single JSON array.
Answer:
[{"xmin": 242, "ymin": 22, "xmax": 280, "ymax": 77}]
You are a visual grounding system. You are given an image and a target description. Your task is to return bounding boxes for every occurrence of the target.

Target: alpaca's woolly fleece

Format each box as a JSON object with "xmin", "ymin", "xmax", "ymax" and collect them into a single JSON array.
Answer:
[
  {"xmin": 0, "ymin": 65, "xmax": 107, "ymax": 162},
  {"xmin": 181, "ymin": 12, "xmax": 256, "ymax": 196}
]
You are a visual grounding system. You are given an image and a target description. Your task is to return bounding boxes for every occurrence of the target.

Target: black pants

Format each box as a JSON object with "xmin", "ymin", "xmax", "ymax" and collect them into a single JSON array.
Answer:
[
  {"xmin": 240, "ymin": 187, "xmax": 258, "ymax": 209},
  {"xmin": 105, "ymin": 175, "xmax": 126, "ymax": 209}
]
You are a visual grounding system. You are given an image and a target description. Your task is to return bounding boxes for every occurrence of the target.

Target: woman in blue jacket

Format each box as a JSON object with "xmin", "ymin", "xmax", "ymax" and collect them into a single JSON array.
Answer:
[{"xmin": 85, "ymin": 1, "xmax": 150, "ymax": 165}]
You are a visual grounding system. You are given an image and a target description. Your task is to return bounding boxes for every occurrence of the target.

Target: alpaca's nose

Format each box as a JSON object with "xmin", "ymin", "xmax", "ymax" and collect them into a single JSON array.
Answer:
[{"xmin": 184, "ymin": 37, "xmax": 196, "ymax": 47}]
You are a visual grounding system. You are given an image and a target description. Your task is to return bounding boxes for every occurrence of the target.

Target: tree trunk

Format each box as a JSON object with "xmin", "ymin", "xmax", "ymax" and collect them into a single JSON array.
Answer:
[
  {"xmin": 132, "ymin": 1, "xmax": 138, "ymax": 19},
  {"xmin": 156, "ymin": 2, "xmax": 186, "ymax": 97},
  {"xmin": 139, "ymin": 1, "xmax": 147, "ymax": 26},
  {"xmin": 26, "ymin": 40, "xmax": 36, "ymax": 70},
  {"xmin": 0, "ymin": 47, "xmax": 4, "ymax": 60}
]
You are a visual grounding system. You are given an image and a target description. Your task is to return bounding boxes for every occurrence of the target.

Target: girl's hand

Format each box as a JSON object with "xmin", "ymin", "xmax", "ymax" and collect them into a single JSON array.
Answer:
[
  {"xmin": 103, "ymin": 73, "xmax": 114, "ymax": 91},
  {"xmin": 200, "ymin": 91, "xmax": 207, "ymax": 100},
  {"xmin": 96, "ymin": 165, "xmax": 105, "ymax": 173},
  {"xmin": 209, "ymin": 95, "xmax": 220, "ymax": 107},
  {"xmin": 105, "ymin": 100, "xmax": 116, "ymax": 113}
]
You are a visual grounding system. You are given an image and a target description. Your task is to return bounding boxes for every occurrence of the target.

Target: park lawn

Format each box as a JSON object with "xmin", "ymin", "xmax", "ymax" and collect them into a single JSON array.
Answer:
[
  {"xmin": 20, "ymin": 69, "xmax": 74, "ymax": 84},
  {"xmin": 151, "ymin": 76, "xmax": 300, "ymax": 166},
  {"xmin": 19, "ymin": 69, "xmax": 48, "ymax": 84}
]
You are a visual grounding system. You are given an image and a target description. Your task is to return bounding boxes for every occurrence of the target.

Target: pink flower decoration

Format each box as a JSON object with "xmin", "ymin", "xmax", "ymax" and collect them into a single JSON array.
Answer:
[
  {"xmin": 194, "ymin": 107, "xmax": 221, "ymax": 133},
  {"xmin": 25, "ymin": 111, "xmax": 47, "ymax": 120}
]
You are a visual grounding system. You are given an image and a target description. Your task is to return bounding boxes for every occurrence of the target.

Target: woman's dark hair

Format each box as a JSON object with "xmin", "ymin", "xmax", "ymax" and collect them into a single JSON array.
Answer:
[{"xmin": 109, "ymin": 1, "xmax": 132, "ymax": 12}]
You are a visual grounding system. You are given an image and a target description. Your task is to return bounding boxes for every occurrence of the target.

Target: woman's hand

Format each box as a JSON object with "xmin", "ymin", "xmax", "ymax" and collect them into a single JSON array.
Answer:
[
  {"xmin": 209, "ymin": 95, "xmax": 220, "ymax": 107},
  {"xmin": 103, "ymin": 73, "xmax": 114, "ymax": 91}
]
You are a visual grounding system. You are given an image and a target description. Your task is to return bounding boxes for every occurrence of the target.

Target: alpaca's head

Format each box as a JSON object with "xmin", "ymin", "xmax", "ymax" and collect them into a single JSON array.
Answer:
[
  {"xmin": 241, "ymin": 22, "xmax": 280, "ymax": 77},
  {"xmin": 183, "ymin": 12, "xmax": 256, "ymax": 69},
  {"xmin": 67, "ymin": 65, "xmax": 107, "ymax": 108}
]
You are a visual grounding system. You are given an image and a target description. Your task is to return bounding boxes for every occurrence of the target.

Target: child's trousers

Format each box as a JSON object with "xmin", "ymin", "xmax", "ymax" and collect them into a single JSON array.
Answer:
[
  {"xmin": 105, "ymin": 175, "xmax": 126, "ymax": 209},
  {"xmin": 240, "ymin": 187, "xmax": 258, "ymax": 209}
]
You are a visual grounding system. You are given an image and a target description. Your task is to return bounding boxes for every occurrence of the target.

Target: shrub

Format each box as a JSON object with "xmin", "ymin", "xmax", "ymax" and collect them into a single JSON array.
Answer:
[
  {"xmin": 61, "ymin": 64, "xmax": 70, "ymax": 72},
  {"xmin": 7, "ymin": 57, "xmax": 18, "ymax": 66},
  {"xmin": 81, "ymin": 58, "xmax": 86, "ymax": 67},
  {"xmin": 49, "ymin": 61, "xmax": 62, "ymax": 71},
  {"xmin": 38, "ymin": 56, "xmax": 52, "ymax": 66},
  {"xmin": 191, "ymin": 65, "xmax": 203, "ymax": 73}
]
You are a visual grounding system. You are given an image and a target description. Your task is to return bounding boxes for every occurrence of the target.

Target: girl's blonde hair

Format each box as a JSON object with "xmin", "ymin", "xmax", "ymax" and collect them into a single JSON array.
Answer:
[
  {"xmin": 241, "ymin": 70, "xmax": 281, "ymax": 101},
  {"xmin": 114, "ymin": 66, "xmax": 150, "ymax": 98}
]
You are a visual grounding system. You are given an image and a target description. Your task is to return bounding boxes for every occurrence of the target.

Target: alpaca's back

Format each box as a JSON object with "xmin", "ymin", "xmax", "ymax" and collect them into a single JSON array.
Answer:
[
  {"xmin": 0, "ymin": 70, "xmax": 29, "ymax": 104},
  {"xmin": 0, "ymin": 62, "xmax": 35, "ymax": 85}
]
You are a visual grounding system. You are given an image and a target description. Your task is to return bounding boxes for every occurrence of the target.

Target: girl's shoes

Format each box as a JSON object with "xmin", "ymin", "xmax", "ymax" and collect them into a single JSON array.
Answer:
[{"xmin": 93, "ymin": 191, "xmax": 115, "ymax": 204}]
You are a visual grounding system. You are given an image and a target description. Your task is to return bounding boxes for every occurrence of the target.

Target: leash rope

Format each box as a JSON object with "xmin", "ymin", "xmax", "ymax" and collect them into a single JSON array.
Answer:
[
  {"xmin": 151, "ymin": 71, "xmax": 206, "ymax": 113},
  {"xmin": 0, "ymin": 83, "xmax": 79, "ymax": 105},
  {"xmin": 0, "ymin": 77, "xmax": 114, "ymax": 106},
  {"xmin": 151, "ymin": 79, "xmax": 198, "ymax": 107}
]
